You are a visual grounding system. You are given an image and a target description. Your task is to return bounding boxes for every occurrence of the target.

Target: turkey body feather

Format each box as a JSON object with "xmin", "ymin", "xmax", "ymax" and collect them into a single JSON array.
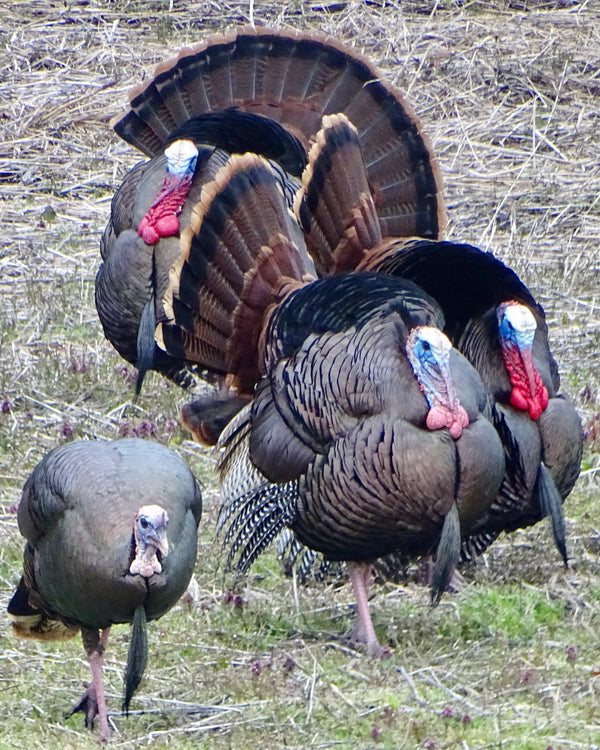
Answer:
[{"xmin": 8, "ymin": 438, "xmax": 202, "ymax": 741}]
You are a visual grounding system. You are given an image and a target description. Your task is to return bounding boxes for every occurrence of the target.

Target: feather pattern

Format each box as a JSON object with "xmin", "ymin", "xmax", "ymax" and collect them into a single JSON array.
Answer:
[
  {"xmin": 114, "ymin": 27, "xmax": 444, "ymax": 241},
  {"xmin": 98, "ymin": 27, "xmax": 444, "ymax": 394}
]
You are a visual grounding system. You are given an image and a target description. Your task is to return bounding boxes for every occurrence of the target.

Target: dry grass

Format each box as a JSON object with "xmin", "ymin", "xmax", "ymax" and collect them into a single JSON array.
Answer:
[{"xmin": 1, "ymin": 1, "xmax": 600, "ymax": 748}]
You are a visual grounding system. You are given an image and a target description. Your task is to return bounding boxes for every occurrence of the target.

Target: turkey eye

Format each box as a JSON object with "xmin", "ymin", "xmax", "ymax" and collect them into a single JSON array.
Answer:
[
  {"xmin": 140, "ymin": 518, "xmax": 149, "ymax": 529},
  {"xmin": 422, "ymin": 341, "xmax": 430, "ymax": 351}
]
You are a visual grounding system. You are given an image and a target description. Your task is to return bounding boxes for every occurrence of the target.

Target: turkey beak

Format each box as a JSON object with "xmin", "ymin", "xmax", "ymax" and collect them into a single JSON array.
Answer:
[
  {"xmin": 136, "ymin": 505, "xmax": 170, "ymax": 558},
  {"xmin": 150, "ymin": 528, "xmax": 169, "ymax": 558}
]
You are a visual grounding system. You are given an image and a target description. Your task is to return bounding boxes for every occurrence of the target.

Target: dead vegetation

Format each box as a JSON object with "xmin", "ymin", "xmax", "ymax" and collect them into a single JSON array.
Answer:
[{"xmin": 1, "ymin": 1, "xmax": 600, "ymax": 748}]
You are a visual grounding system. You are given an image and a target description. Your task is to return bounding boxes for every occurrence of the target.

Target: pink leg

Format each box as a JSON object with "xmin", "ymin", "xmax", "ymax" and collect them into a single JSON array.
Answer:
[
  {"xmin": 90, "ymin": 628, "xmax": 111, "ymax": 742},
  {"xmin": 348, "ymin": 562, "xmax": 382, "ymax": 657},
  {"xmin": 70, "ymin": 627, "xmax": 111, "ymax": 742}
]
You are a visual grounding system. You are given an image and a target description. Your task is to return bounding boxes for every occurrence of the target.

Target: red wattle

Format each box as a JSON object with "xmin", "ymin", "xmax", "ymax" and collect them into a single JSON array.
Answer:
[
  {"xmin": 510, "ymin": 387, "xmax": 529, "ymax": 412},
  {"xmin": 138, "ymin": 175, "xmax": 191, "ymax": 245},
  {"xmin": 155, "ymin": 214, "xmax": 180, "ymax": 237},
  {"xmin": 504, "ymin": 344, "xmax": 550, "ymax": 420},
  {"xmin": 426, "ymin": 406, "xmax": 449, "ymax": 431},
  {"xmin": 138, "ymin": 216, "xmax": 160, "ymax": 245}
]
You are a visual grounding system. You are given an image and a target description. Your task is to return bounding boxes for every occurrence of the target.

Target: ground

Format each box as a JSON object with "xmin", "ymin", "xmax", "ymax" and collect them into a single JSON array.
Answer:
[{"xmin": 1, "ymin": 1, "xmax": 599, "ymax": 748}]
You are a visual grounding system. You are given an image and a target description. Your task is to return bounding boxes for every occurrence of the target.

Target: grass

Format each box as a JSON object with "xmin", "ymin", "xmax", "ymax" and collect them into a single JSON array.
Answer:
[{"xmin": 1, "ymin": 1, "xmax": 600, "ymax": 748}]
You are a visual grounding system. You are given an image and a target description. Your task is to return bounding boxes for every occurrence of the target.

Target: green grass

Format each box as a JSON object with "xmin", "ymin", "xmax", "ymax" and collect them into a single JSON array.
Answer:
[{"xmin": 4, "ymin": 502, "xmax": 600, "ymax": 749}]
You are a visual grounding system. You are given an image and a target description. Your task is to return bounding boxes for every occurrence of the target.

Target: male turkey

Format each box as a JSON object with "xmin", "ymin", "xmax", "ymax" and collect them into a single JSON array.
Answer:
[
  {"xmin": 96, "ymin": 26, "xmax": 444, "ymax": 395},
  {"xmin": 142, "ymin": 147, "xmax": 503, "ymax": 655},
  {"xmin": 292, "ymin": 113, "xmax": 582, "ymax": 565},
  {"xmin": 7, "ymin": 439, "xmax": 202, "ymax": 741},
  {"xmin": 360, "ymin": 240, "xmax": 583, "ymax": 563}
]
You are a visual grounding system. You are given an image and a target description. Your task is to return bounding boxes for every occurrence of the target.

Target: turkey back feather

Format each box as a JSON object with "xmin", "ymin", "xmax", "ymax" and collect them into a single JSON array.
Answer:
[
  {"xmin": 166, "ymin": 110, "xmax": 308, "ymax": 178},
  {"xmin": 358, "ymin": 237, "xmax": 558, "ymax": 386},
  {"xmin": 263, "ymin": 271, "xmax": 444, "ymax": 364}
]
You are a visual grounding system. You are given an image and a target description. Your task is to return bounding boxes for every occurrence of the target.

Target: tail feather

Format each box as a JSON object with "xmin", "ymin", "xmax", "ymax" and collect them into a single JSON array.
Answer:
[
  {"xmin": 122, "ymin": 603, "xmax": 148, "ymax": 715},
  {"xmin": 156, "ymin": 153, "xmax": 315, "ymax": 393},
  {"xmin": 181, "ymin": 390, "xmax": 250, "ymax": 446},
  {"xmin": 296, "ymin": 113, "xmax": 382, "ymax": 275},
  {"xmin": 114, "ymin": 27, "xmax": 443, "ymax": 241}
]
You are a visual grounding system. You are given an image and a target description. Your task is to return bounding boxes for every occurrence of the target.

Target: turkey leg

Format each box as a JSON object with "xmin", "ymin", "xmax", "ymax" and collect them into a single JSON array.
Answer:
[
  {"xmin": 347, "ymin": 562, "xmax": 382, "ymax": 657},
  {"xmin": 69, "ymin": 627, "xmax": 112, "ymax": 742}
]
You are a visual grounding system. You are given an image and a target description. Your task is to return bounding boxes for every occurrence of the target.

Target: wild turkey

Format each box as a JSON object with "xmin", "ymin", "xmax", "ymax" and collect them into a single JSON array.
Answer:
[
  {"xmin": 150, "ymin": 147, "xmax": 503, "ymax": 654},
  {"xmin": 359, "ymin": 240, "xmax": 583, "ymax": 563},
  {"xmin": 291, "ymin": 112, "xmax": 582, "ymax": 565},
  {"xmin": 7, "ymin": 438, "xmax": 202, "ymax": 741},
  {"xmin": 95, "ymin": 25, "xmax": 444, "ymax": 396},
  {"xmin": 99, "ymin": 26, "xmax": 576, "ymax": 652}
]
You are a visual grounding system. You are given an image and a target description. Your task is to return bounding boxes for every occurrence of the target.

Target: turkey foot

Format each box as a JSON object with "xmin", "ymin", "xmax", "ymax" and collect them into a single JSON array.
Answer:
[{"xmin": 68, "ymin": 681, "xmax": 100, "ymax": 730}]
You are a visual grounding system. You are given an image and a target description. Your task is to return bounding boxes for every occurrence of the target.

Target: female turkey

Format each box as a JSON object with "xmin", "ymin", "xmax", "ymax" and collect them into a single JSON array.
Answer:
[
  {"xmin": 142, "ymin": 148, "xmax": 504, "ymax": 655},
  {"xmin": 8, "ymin": 438, "xmax": 202, "ymax": 741},
  {"xmin": 96, "ymin": 26, "xmax": 444, "ymax": 396}
]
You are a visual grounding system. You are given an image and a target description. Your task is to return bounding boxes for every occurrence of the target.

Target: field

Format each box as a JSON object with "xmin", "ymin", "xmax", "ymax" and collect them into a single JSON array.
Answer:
[{"xmin": 1, "ymin": 1, "xmax": 599, "ymax": 748}]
